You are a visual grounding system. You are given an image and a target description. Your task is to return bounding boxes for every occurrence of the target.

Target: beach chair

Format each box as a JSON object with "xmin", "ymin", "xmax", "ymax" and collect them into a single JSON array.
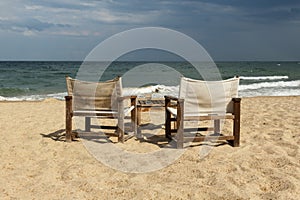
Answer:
[
  {"xmin": 65, "ymin": 76, "xmax": 137, "ymax": 142},
  {"xmin": 165, "ymin": 76, "xmax": 241, "ymax": 148}
]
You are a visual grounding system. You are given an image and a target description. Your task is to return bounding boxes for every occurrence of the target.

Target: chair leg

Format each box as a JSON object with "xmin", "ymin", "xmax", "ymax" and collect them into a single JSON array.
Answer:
[
  {"xmin": 117, "ymin": 125, "xmax": 124, "ymax": 143},
  {"xmin": 118, "ymin": 100, "xmax": 125, "ymax": 143},
  {"xmin": 85, "ymin": 117, "xmax": 91, "ymax": 132},
  {"xmin": 165, "ymin": 109, "xmax": 172, "ymax": 139},
  {"xmin": 214, "ymin": 119, "xmax": 220, "ymax": 135},
  {"xmin": 117, "ymin": 114, "xmax": 125, "ymax": 143},
  {"xmin": 165, "ymin": 97, "xmax": 172, "ymax": 139},
  {"xmin": 233, "ymin": 117, "xmax": 240, "ymax": 147},
  {"xmin": 176, "ymin": 99, "xmax": 184, "ymax": 149},
  {"xmin": 176, "ymin": 119, "xmax": 184, "ymax": 149},
  {"xmin": 66, "ymin": 115, "xmax": 72, "ymax": 142},
  {"xmin": 65, "ymin": 96, "xmax": 72, "ymax": 142},
  {"xmin": 232, "ymin": 98, "xmax": 241, "ymax": 147},
  {"xmin": 131, "ymin": 97, "xmax": 138, "ymax": 137}
]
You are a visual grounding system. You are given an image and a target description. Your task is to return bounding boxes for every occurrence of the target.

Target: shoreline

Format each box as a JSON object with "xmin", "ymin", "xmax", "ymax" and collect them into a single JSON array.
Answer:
[
  {"xmin": 0, "ymin": 96, "xmax": 299, "ymax": 199},
  {"xmin": 0, "ymin": 94, "xmax": 299, "ymax": 102}
]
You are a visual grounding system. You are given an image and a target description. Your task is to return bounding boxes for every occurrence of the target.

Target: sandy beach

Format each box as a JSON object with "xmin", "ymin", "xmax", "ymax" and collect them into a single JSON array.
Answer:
[{"xmin": 0, "ymin": 96, "xmax": 299, "ymax": 199}]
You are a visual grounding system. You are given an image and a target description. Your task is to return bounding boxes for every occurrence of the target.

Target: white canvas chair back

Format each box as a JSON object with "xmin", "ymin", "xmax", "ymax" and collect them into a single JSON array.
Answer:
[
  {"xmin": 66, "ymin": 76, "xmax": 122, "ymax": 111},
  {"xmin": 179, "ymin": 77, "xmax": 239, "ymax": 115}
]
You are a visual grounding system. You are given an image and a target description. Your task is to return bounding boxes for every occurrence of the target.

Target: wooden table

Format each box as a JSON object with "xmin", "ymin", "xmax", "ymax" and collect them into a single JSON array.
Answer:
[{"xmin": 137, "ymin": 99, "xmax": 165, "ymax": 125}]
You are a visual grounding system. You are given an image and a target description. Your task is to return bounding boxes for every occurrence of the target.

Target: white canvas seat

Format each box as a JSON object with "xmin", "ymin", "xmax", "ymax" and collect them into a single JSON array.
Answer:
[
  {"xmin": 65, "ymin": 76, "xmax": 137, "ymax": 142},
  {"xmin": 165, "ymin": 76, "xmax": 241, "ymax": 148}
]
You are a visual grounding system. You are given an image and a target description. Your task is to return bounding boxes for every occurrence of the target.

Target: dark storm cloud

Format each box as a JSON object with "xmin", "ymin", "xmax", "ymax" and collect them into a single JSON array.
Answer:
[
  {"xmin": 0, "ymin": 0, "xmax": 299, "ymax": 60},
  {"xmin": 0, "ymin": 18, "xmax": 71, "ymax": 32}
]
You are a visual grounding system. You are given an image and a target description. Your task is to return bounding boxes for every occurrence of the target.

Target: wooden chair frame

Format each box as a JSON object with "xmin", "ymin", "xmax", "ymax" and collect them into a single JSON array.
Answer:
[
  {"xmin": 165, "ymin": 96, "xmax": 241, "ymax": 148},
  {"xmin": 65, "ymin": 95, "xmax": 137, "ymax": 143}
]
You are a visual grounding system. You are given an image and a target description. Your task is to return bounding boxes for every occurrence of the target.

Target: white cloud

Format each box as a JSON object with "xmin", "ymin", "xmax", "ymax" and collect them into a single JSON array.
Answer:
[
  {"xmin": 90, "ymin": 9, "xmax": 160, "ymax": 24},
  {"xmin": 0, "ymin": 0, "xmax": 164, "ymax": 37},
  {"xmin": 23, "ymin": 29, "xmax": 36, "ymax": 36},
  {"xmin": 24, "ymin": 5, "xmax": 43, "ymax": 10},
  {"xmin": 48, "ymin": 30, "xmax": 102, "ymax": 37}
]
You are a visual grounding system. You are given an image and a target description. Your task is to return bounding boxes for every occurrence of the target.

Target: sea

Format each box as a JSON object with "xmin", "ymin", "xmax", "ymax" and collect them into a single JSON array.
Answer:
[{"xmin": 0, "ymin": 61, "xmax": 299, "ymax": 101}]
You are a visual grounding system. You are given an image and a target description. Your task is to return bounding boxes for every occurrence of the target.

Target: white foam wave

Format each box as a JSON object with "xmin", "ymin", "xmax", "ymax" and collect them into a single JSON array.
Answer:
[
  {"xmin": 123, "ymin": 85, "xmax": 179, "ymax": 98},
  {"xmin": 239, "ymin": 88, "xmax": 300, "ymax": 97},
  {"xmin": 123, "ymin": 85, "xmax": 161, "ymax": 96},
  {"xmin": 239, "ymin": 76, "xmax": 289, "ymax": 80},
  {"xmin": 0, "ymin": 92, "xmax": 67, "ymax": 101},
  {"xmin": 239, "ymin": 80, "xmax": 300, "ymax": 91},
  {"xmin": 1, "ymin": 80, "xmax": 299, "ymax": 101}
]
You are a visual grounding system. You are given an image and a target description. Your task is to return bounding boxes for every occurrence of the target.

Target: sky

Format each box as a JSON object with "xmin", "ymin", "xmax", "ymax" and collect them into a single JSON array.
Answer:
[{"xmin": 0, "ymin": 0, "xmax": 300, "ymax": 61}]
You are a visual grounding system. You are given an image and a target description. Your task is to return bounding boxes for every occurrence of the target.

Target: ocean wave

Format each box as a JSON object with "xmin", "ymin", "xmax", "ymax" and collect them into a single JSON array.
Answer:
[
  {"xmin": 123, "ymin": 85, "xmax": 179, "ymax": 98},
  {"xmin": 123, "ymin": 85, "xmax": 161, "ymax": 96},
  {"xmin": 239, "ymin": 88, "xmax": 300, "ymax": 97},
  {"xmin": 239, "ymin": 76, "xmax": 289, "ymax": 80},
  {"xmin": 0, "ymin": 85, "xmax": 177, "ymax": 101},
  {"xmin": 0, "ymin": 87, "xmax": 32, "ymax": 96},
  {"xmin": 1, "ymin": 80, "xmax": 299, "ymax": 101},
  {"xmin": 0, "ymin": 92, "xmax": 67, "ymax": 101},
  {"xmin": 239, "ymin": 80, "xmax": 300, "ymax": 91}
]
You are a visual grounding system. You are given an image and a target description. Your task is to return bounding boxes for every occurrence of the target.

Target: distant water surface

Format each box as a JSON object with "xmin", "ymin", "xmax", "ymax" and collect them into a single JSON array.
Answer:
[{"xmin": 0, "ymin": 61, "xmax": 299, "ymax": 100}]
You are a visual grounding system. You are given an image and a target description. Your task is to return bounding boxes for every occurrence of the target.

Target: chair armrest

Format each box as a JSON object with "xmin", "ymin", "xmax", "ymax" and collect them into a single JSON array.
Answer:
[
  {"xmin": 118, "ymin": 96, "xmax": 137, "ymax": 109},
  {"xmin": 164, "ymin": 95, "xmax": 179, "ymax": 101},
  {"xmin": 164, "ymin": 95, "xmax": 184, "ymax": 108},
  {"xmin": 232, "ymin": 97, "xmax": 241, "ymax": 102},
  {"xmin": 118, "ymin": 95, "xmax": 137, "ymax": 101},
  {"xmin": 164, "ymin": 95, "xmax": 184, "ymax": 102},
  {"xmin": 65, "ymin": 95, "xmax": 72, "ymax": 100}
]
